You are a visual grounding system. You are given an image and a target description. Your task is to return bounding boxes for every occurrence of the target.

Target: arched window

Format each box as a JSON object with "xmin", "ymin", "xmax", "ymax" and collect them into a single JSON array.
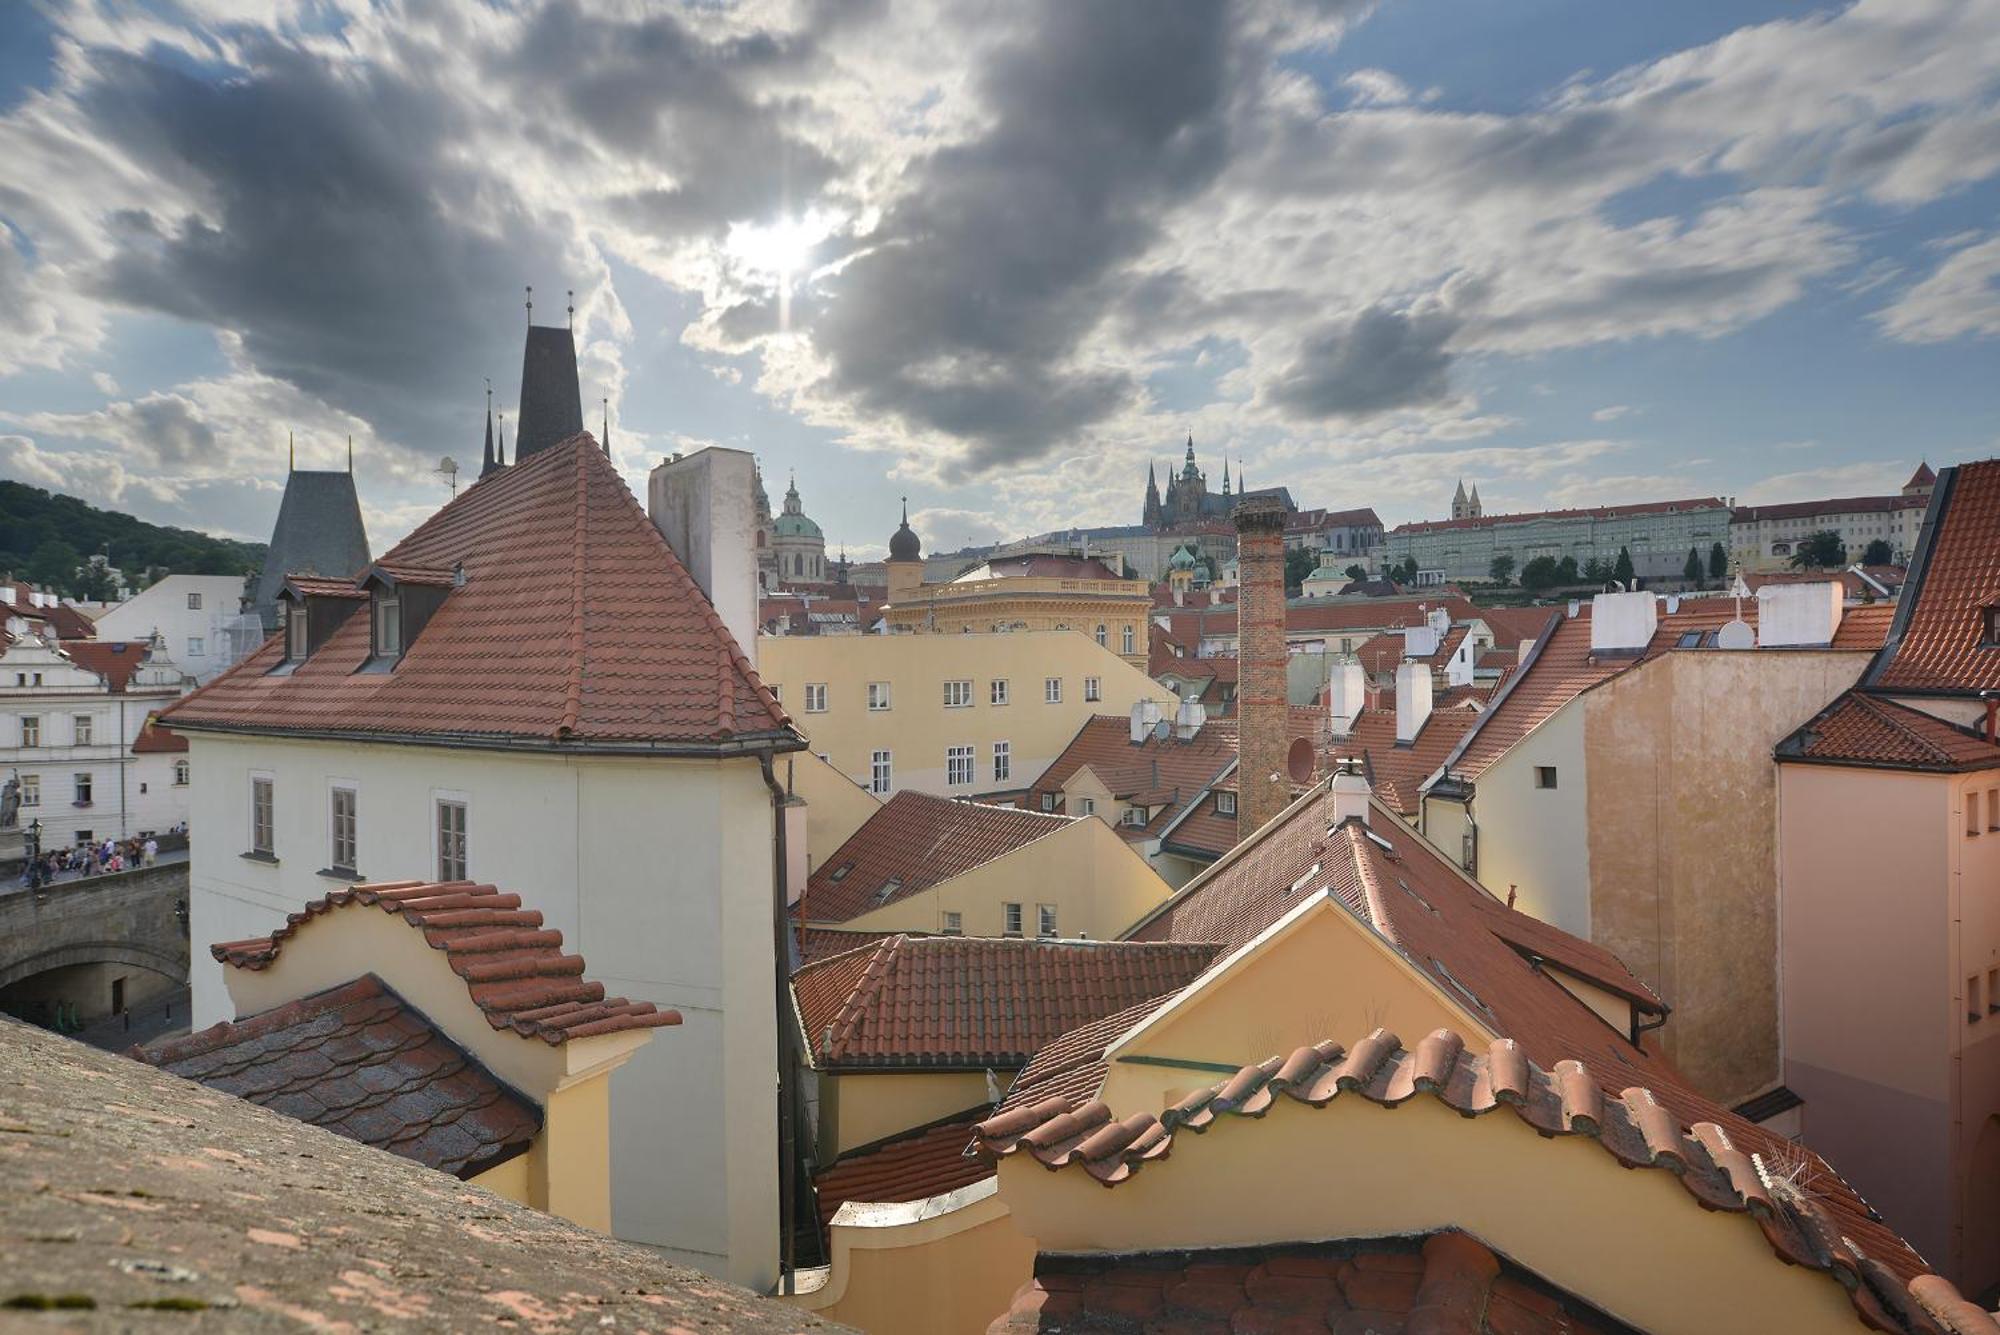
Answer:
[
  {"xmin": 1122, "ymin": 624, "xmax": 1135, "ymax": 655},
  {"xmin": 1095, "ymin": 624, "xmax": 1107, "ymax": 647}
]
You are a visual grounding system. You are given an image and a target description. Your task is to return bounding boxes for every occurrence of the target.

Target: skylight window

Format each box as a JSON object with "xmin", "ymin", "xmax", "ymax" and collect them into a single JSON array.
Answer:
[
  {"xmin": 828, "ymin": 861, "xmax": 855, "ymax": 883},
  {"xmin": 873, "ymin": 877, "xmax": 904, "ymax": 904}
]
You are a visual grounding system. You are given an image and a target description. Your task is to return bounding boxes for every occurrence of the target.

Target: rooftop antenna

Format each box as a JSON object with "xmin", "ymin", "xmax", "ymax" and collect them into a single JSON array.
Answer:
[
  {"xmin": 435, "ymin": 455, "xmax": 460, "ymax": 498},
  {"xmin": 525, "ymin": 285, "xmax": 533, "ymax": 325}
]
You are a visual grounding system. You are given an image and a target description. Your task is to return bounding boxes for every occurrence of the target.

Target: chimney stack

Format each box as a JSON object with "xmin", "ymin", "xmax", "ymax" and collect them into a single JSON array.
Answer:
[
  {"xmin": 1329, "ymin": 757, "xmax": 1370, "ymax": 826},
  {"xmin": 1328, "ymin": 657, "xmax": 1365, "ymax": 738},
  {"xmin": 1589, "ymin": 590, "xmax": 1658, "ymax": 654},
  {"xmin": 1395, "ymin": 659, "xmax": 1434, "ymax": 744},
  {"xmin": 1233, "ymin": 494, "xmax": 1291, "ymax": 838},
  {"xmin": 647, "ymin": 447, "xmax": 760, "ymax": 664},
  {"xmin": 1175, "ymin": 699, "xmax": 1207, "ymax": 740},
  {"xmin": 1755, "ymin": 581, "xmax": 1844, "ymax": 648}
]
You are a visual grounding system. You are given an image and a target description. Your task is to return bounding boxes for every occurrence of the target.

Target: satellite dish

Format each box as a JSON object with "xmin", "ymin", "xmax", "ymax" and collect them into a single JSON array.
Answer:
[
  {"xmin": 1152, "ymin": 718, "xmax": 1172, "ymax": 742},
  {"xmin": 1287, "ymin": 736, "xmax": 1315, "ymax": 785},
  {"xmin": 1717, "ymin": 619, "xmax": 1754, "ymax": 651}
]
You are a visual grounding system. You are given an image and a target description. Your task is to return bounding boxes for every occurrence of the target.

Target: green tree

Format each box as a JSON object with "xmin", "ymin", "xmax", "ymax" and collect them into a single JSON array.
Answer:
[
  {"xmin": 1789, "ymin": 530, "xmax": 1847, "ymax": 570},
  {"xmin": 1284, "ymin": 546, "xmax": 1320, "ymax": 590},
  {"xmin": 1613, "ymin": 547, "xmax": 1636, "ymax": 587},
  {"xmin": 1520, "ymin": 555, "xmax": 1561, "ymax": 591},
  {"xmin": 26, "ymin": 539, "xmax": 82, "ymax": 593},
  {"xmin": 1387, "ymin": 555, "xmax": 1419, "ymax": 584},
  {"xmin": 1861, "ymin": 538, "xmax": 1893, "ymax": 567},
  {"xmin": 1581, "ymin": 556, "xmax": 1613, "ymax": 585},
  {"xmin": 1708, "ymin": 542, "xmax": 1728, "ymax": 580},
  {"xmin": 1555, "ymin": 556, "xmax": 1580, "ymax": 585},
  {"xmin": 1343, "ymin": 564, "xmax": 1367, "ymax": 582},
  {"xmin": 1683, "ymin": 546, "xmax": 1704, "ymax": 587},
  {"xmin": 1488, "ymin": 553, "xmax": 1515, "ymax": 586}
]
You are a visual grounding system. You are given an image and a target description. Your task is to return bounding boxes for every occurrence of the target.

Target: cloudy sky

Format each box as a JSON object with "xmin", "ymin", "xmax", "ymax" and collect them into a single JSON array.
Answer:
[{"xmin": 1, "ymin": 0, "xmax": 1997, "ymax": 560}]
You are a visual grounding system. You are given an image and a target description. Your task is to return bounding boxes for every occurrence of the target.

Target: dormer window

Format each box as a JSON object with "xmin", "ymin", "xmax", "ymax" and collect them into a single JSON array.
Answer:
[
  {"xmin": 1983, "ymin": 605, "xmax": 2000, "ymax": 648},
  {"xmin": 373, "ymin": 595, "xmax": 403, "ymax": 659},
  {"xmin": 287, "ymin": 604, "xmax": 309, "ymax": 660}
]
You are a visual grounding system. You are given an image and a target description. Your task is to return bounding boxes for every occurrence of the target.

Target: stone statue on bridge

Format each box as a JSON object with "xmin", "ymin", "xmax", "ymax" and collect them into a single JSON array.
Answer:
[{"xmin": 0, "ymin": 774, "xmax": 19, "ymax": 830}]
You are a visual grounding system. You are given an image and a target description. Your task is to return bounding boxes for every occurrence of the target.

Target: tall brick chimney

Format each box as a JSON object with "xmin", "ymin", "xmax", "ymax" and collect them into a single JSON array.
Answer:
[{"xmin": 1233, "ymin": 494, "xmax": 1290, "ymax": 837}]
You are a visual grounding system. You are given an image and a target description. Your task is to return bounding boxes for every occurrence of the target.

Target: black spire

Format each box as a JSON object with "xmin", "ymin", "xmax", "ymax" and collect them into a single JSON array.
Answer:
[
  {"xmin": 514, "ymin": 321, "xmax": 585, "ymax": 462},
  {"xmin": 889, "ymin": 496, "xmax": 922, "ymax": 562},
  {"xmin": 480, "ymin": 379, "xmax": 499, "ymax": 478}
]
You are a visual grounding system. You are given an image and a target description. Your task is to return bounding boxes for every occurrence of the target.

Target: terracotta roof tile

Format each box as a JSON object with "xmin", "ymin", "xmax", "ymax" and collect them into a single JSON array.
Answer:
[
  {"xmin": 210, "ymin": 880, "xmax": 682, "ymax": 1045},
  {"xmin": 1031, "ymin": 716, "xmax": 1238, "ymax": 843},
  {"xmin": 1391, "ymin": 496, "xmax": 1728, "ymax": 536},
  {"xmin": 989, "ymin": 1233, "xmax": 1633, "ymax": 1335},
  {"xmin": 163, "ymin": 434, "xmax": 793, "ymax": 749},
  {"xmin": 977, "ymin": 1027, "xmax": 1966, "ymax": 1333},
  {"xmin": 130, "ymin": 711, "xmax": 188, "ymax": 754},
  {"xmin": 282, "ymin": 573, "xmax": 368, "ymax": 600},
  {"xmin": 812, "ymin": 1112, "xmax": 993, "ymax": 1228},
  {"xmin": 1778, "ymin": 690, "xmax": 2000, "ymax": 772},
  {"xmin": 61, "ymin": 640, "xmax": 164, "ymax": 693},
  {"xmin": 142, "ymin": 976, "xmax": 539, "ymax": 1179},
  {"xmin": 791, "ymin": 936, "xmax": 1220, "ymax": 1070},
  {"xmin": 801, "ymin": 792, "xmax": 1074, "ymax": 924},
  {"xmin": 1733, "ymin": 493, "xmax": 1927, "ymax": 522},
  {"xmin": 1874, "ymin": 460, "xmax": 2000, "ymax": 695},
  {"xmin": 798, "ymin": 926, "xmax": 912, "ymax": 965}
]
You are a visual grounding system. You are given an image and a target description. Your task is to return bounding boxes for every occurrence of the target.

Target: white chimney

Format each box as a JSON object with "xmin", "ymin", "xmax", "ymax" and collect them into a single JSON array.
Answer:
[
  {"xmin": 1131, "ymin": 700, "xmax": 1149, "ymax": 743},
  {"xmin": 1395, "ymin": 659, "xmax": 1433, "ymax": 744},
  {"xmin": 1329, "ymin": 759, "xmax": 1370, "ymax": 826},
  {"xmin": 1427, "ymin": 605, "xmax": 1451, "ymax": 636},
  {"xmin": 1517, "ymin": 638, "xmax": 1535, "ymax": 665},
  {"xmin": 1328, "ymin": 658, "xmax": 1366, "ymax": 738},
  {"xmin": 1175, "ymin": 699, "xmax": 1207, "ymax": 739},
  {"xmin": 648, "ymin": 447, "xmax": 760, "ymax": 664},
  {"xmin": 1402, "ymin": 622, "xmax": 1440, "ymax": 658},
  {"xmin": 1756, "ymin": 581, "xmax": 1844, "ymax": 648},
  {"xmin": 1590, "ymin": 590, "xmax": 1658, "ymax": 654}
]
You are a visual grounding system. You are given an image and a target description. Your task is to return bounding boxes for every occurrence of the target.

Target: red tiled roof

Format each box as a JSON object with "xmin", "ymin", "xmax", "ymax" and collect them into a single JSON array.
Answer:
[
  {"xmin": 1153, "ymin": 596, "xmax": 1480, "ymax": 656},
  {"xmin": 1472, "ymin": 604, "xmax": 1556, "ymax": 650},
  {"xmin": 211, "ymin": 880, "xmax": 683, "ymax": 1045},
  {"xmin": 975, "ymin": 1027, "xmax": 1957, "ymax": 1333},
  {"xmin": 798, "ymin": 926, "xmax": 911, "ymax": 965},
  {"xmin": 994, "ymin": 993, "xmax": 1189, "ymax": 1119},
  {"xmin": 1874, "ymin": 460, "xmax": 2000, "ymax": 695},
  {"xmin": 1778, "ymin": 691, "xmax": 2000, "ymax": 773},
  {"xmin": 1732, "ymin": 493, "xmax": 1926, "ymax": 522},
  {"xmin": 283, "ymin": 574, "xmax": 368, "ymax": 600},
  {"xmin": 62, "ymin": 640, "xmax": 166, "ymax": 693},
  {"xmin": 813, "ymin": 1112, "xmax": 992, "ymax": 1228},
  {"xmin": 163, "ymin": 433, "xmax": 793, "ymax": 749},
  {"xmin": 801, "ymin": 792, "xmax": 1073, "ymax": 924},
  {"xmin": 131, "ymin": 711, "xmax": 188, "ymax": 754},
  {"xmin": 1910, "ymin": 462, "xmax": 1938, "ymax": 490},
  {"xmin": 1392, "ymin": 497, "xmax": 1728, "ymax": 536},
  {"xmin": 990, "ymin": 1233, "xmax": 1635, "ymax": 1335},
  {"xmin": 1285, "ymin": 506, "xmax": 1383, "ymax": 532},
  {"xmin": 1030, "ymin": 715, "xmax": 1237, "ymax": 843},
  {"xmin": 1336, "ymin": 701, "xmax": 1483, "ymax": 817},
  {"xmin": 143, "ymin": 976, "xmax": 540, "ymax": 1180},
  {"xmin": 790, "ymin": 935, "xmax": 1222, "ymax": 1070}
]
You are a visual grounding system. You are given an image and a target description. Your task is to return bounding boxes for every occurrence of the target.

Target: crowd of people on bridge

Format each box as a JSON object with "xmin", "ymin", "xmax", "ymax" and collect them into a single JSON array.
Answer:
[{"xmin": 17, "ymin": 827, "xmax": 183, "ymax": 890}]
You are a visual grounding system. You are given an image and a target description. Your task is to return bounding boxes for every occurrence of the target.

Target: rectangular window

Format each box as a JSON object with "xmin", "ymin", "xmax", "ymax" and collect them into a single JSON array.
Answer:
[
  {"xmin": 1972, "ymin": 975, "xmax": 1985, "ymax": 1023},
  {"xmin": 1122, "ymin": 806, "xmax": 1146, "ymax": 827},
  {"xmin": 943, "ymin": 679, "xmax": 973, "ymax": 708},
  {"xmin": 1080, "ymin": 797, "xmax": 1096, "ymax": 816},
  {"xmin": 330, "ymin": 786, "xmax": 358, "ymax": 873},
  {"xmin": 1045, "ymin": 677, "xmax": 1062, "ymax": 704},
  {"xmin": 867, "ymin": 681, "xmax": 891, "ymax": 711},
  {"xmin": 1971, "ymin": 794, "xmax": 1982, "ymax": 837},
  {"xmin": 21, "ymin": 774, "xmax": 39, "ymax": 808},
  {"xmin": 1003, "ymin": 902, "xmax": 1023, "ymax": 937},
  {"xmin": 20, "ymin": 716, "xmax": 38, "ymax": 748},
  {"xmin": 804, "ymin": 682, "xmax": 828, "ymax": 713},
  {"xmin": 1039, "ymin": 792, "xmax": 1056, "ymax": 812},
  {"xmin": 1217, "ymin": 790, "xmax": 1238, "ymax": 816},
  {"xmin": 1095, "ymin": 624, "xmax": 1107, "ymax": 647},
  {"xmin": 947, "ymin": 745, "xmax": 975, "ymax": 786},
  {"xmin": 769, "ymin": 684, "xmax": 781, "ymax": 703},
  {"xmin": 941, "ymin": 911, "xmax": 963, "ymax": 936},
  {"xmin": 437, "ymin": 799, "xmax": 468, "ymax": 882},
  {"xmin": 73, "ymin": 714, "xmax": 93, "ymax": 746},
  {"xmin": 1084, "ymin": 676, "xmax": 1101, "ymax": 702},
  {"xmin": 1038, "ymin": 904, "xmax": 1058, "ymax": 938},
  {"xmin": 1122, "ymin": 625, "xmax": 1135, "ymax": 655},
  {"xmin": 1535, "ymin": 766, "xmax": 1558, "ymax": 790},
  {"xmin": 870, "ymin": 749, "xmax": 893, "ymax": 795},
  {"xmin": 173, "ymin": 759, "xmax": 189, "ymax": 786},
  {"xmin": 187, "ymin": 636, "xmax": 205, "ymax": 658},
  {"xmin": 287, "ymin": 605, "xmax": 308, "ymax": 659},
  {"xmin": 992, "ymin": 740, "xmax": 1011, "ymax": 783},
  {"xmin": 1989, "ymin": 968, "xmax": 1999, "ymax": 1016},
  {"xmin": 1989, "ymin": 790, "xmax": 1999, "ymax": 833},
  {"xmin": 251, "ymin": 777, "xmax": 274, "ymax": 855},
  {"xmin": 187, "ymin": 592, "xmax": 203, "ymax": 610},
  {"xmin": 374, "ymin": 596, "xmax": 402, "ymax": 657},
  {"xmin": 990, "ymin": 678, "xmax": 1010, "ymax": 706},
  {"xmin": 73, "ymin": 772, "xmax": 92, "ymax": 806}
]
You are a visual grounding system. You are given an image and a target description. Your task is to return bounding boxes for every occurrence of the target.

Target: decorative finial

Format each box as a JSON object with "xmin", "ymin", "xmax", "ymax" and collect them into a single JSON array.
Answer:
[
  {"xmin": 347, "ymin": 434, "xmax": 354, "ymax": 473},
  {"xmin": 567, "ymin": 289, "xmax": 575, "ymax": 329},
  {"xmin": 901, "ymin": 495, "xmax": 909, "ymax": 523},
  {"xmin": 485, "ymin": 376, "xmax": 492, "ymax": 411},
  {"xmin": 525, "ymin": 285, "xmax": 533, "ymax": 325}
]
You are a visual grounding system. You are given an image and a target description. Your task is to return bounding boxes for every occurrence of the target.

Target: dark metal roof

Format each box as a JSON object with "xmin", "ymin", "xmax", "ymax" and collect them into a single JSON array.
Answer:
[
  {"xmin": 514, "ymin": 324, "xmax": 584, "ymax": 462},
  {"xmin": 250, "ymin": 469, "xmax": 371, "ymax": 630}
]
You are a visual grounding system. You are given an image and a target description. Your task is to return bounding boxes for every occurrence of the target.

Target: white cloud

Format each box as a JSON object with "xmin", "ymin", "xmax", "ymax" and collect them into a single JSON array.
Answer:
[
  {"xmin": 1738, "ymin": 460, "xmax": 1917, "ymax": 505},
  {"xmin": 1591, "ymin": 404, "xmax": 1633, "ymax": 422},
  {"xmin": 1877, "ymin": 230, "xmax": 2000, "ymax": 342}
]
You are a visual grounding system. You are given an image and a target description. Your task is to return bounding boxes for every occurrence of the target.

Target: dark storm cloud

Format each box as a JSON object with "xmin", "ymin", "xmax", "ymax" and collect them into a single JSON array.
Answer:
[
  {"xmin": 810, "ymin": 0, "xmax": 1241, "ymax": 477},
  {"xmin": 1266, "ymin": 303, "xmax": 1459, "ymax": 419}
]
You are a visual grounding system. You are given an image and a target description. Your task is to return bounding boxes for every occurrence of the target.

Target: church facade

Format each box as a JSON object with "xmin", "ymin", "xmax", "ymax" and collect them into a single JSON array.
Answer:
[{"xmin": 1144, "ymin": 436, "xmax": 1241, "ymax": 531}]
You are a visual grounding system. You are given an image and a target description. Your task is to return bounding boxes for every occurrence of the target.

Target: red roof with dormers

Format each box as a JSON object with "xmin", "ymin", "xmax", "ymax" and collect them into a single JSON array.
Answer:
[
  {"xmin": 1871, "ymin": 459, "xmax": 2000, "ymax": 696},
  {"xmin": 163, "ymin": 434, "xmax": 793, "ymax": 748},
  {"xmin": 63, "ymin": 640, "xmax": 171, "ymax": 693}
]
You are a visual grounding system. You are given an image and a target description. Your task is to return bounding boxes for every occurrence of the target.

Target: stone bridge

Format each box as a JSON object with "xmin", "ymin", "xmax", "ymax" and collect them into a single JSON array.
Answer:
[{"xmin": 0, "ymin": 862, "xmax": 191, "ymax": 1030}]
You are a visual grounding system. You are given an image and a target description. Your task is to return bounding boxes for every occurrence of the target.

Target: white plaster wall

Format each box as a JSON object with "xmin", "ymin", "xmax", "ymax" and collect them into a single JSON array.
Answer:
[
  {"xmin": 183, "ymin": 731, "xmax": 779, "ymax": 1288},
  {"xmin": 1468, "ymin": 702, "xmax": 1592, "ymax": 936},
  {"xmin": 89, "ymin": 576, "xmax": 252, "ymax": 682}
]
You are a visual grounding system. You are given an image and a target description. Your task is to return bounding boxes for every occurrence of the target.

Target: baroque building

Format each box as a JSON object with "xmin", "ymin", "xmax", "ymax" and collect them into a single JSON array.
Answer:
[
  {"xmin": 1144, "ymin": 435, "xmax": 1240, "ymax": 531},
  {"xmin": 771, "ymin": 473, "xmax": 829, "ymax": 587}
]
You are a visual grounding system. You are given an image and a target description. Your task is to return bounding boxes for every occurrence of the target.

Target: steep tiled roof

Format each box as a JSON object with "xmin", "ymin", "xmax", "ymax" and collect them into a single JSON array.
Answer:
[
  {"xmin": 1153, "ymin": 596, "xmax": 1479, "ymax": 656},
  {"xmin": 976, "ymin": 1027, "xmax": 1967, "ymax": 1333},
  {"xmin": 812, "ymin": 1112, "xmax": 992, "ymax": 1228},
  {"xmin": 995, "ymin": 993, "xmax": 1190, "ymax": 1118},
  {"xmin": 283, "ymin": 573, "xmax": 368, "ymax": 600},
  {"xmin": 0, "ymin": 1020, "xmax": 848, "ymax": 1333},
  {"xmin": 62, "ymin": 640, "xmax": 169, "ymax": 693},
  {"xmin": 1777, "ymin": 690, "xmax": 2000, "ymax": 773},
  {"xmin": 130, "ymin": 711, "xmax": 188, "ymax": 753},
  {"xmin": 1873, "ymin": 460, "xmax": 2000, "ymax": 695},
  {"xmin": 791, "ymin": 936, "xmax": 1221, "ymax": 1070},
  {"xmin": 166, "ymin": 433, "xmax": 793, "ymax": 750},
  {"xmin": 1392, "ymin": 496, "xmax": 1728, "ymax": 536},
  {"xmin": 1031, "ymin": 715, "xmax": 1237, "ymax": 842},
  {"xmin": 990, "ymin": 1233, "xmax": 1635, "ymax": 1335},
  {"xmin": 211, "ymin": 880, "xmax": 683, "ymax": 1044},
  {"xmin": 143, "ymin": 976, "xmax": 540, "ymax": 1179},
  {"xmin": 798, "ymin": 926, "xmax": 911, "ymax": 965},
  {"xmin": 801, "ymin": 792, "xmax": 1073, "ymax": 924},
  {"xmin": 1335, "ymin": 700, "xmax": 1484, "ymax": 816},
  {"xmin": 249, "ymin": 468, "xmax": 372, "ymax": 630}
]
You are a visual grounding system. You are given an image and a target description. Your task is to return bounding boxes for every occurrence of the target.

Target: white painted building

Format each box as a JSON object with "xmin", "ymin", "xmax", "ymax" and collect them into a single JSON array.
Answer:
[
  {"xmin": 0, "ymin": 630, "xmax": 193, "ymax": 846},
  {"xmin": 87, "ymin": 574, "xmax": 256, "ymax": 683}
]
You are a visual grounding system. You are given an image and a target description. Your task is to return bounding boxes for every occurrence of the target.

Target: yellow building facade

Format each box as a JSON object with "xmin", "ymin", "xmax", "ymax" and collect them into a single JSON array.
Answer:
[{"xmin": 882, "ymin": 573, "xmax": 1153, "ymax": 672}]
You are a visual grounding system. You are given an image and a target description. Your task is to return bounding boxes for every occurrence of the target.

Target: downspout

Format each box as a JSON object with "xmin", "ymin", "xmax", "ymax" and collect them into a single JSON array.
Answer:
[
  {"xmin": 119, "ymin": 696, "xmax": 129, "ymax": 838},
  {"xmin": 757, "ymin": 750, "xmax": 798, "ymax": 1295}
]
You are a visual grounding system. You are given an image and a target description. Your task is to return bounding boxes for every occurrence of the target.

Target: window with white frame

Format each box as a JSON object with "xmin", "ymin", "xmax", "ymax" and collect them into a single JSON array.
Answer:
[
  {"xmin": 1122, "ymin": 625, "xmax": 1135, "ymax": 655},
  {"xmin": 1003, "ymin": 902, "xmax": 1023, "ymax": 937},
  {"xmin": 20, "ymin": 774, "xmax": 39, "ymax": 808},
  {"xmin": 870, "ymin": 749, "xmax": 893, "ymax": 794},
  {"xmin": 1044, "ymin": 677, "xmax": 1062, "ymax": 704},
  {"xmin": 1095, "ymin": 624, "xmax": 1107, "ymax": 647},
  {"xmin": 1038, "ymin": 904, "xmax": 1058, "ymax": 938},
  {"xmin": 437, "ymin": 799, "xmax": 468, "ymax": 882},
  {"xmin": 868, "ymin": 681, "xmax": 891, "ymax": 711},
  {"xmin": 1216, "ymin": 790, "xmax": 1237, "ymax": 816},
  {"xmin": 804, "ymin": 682, "xmax": 828, "ymax": 713},
  {"xmin": 330, "ymin": 785, "xmax": 358, "ymax": 873},
  {"xmin": 73, "ymin": 772, "xmax": 92, "ymax": 805},
  {"xmin": 1084, "ymin": 676, "xmax": 1101, "ymax": 702},
  {"xmin": 373, "ymin": 596, "xmax": 402, "ymax": 658},
  {"xmin": 947, "ymin": 745, "xmax": 975, "ymax": 786},
  {"xmin": 287, "ymin": 604, "xmax": 309, "ymax": 659},
  {"xmin": 187, "ymin": 591, "xmax": 203, "ymax": 610},
  {"xmin": 1122, "ymin": 806, "xmax": 1146, "ymax": 827},
  {"xmin": 992, "ymin": 740, "xmax": 1011, "ymax": 783},
  {"xmin": 250, "ymin": 776, "xmax": 274, "ymax": 855},
  {"xmin": 73, "ymin": 714, "xmax": 93, "ymax": 746},
  {"xmin": 769, "ymin": 683, "xmax": 782, "ymax": 703},
  {"xmin": 1080, "ymin": 797, "xmax": 1096, "ymax": 816},
  {"xmin": 943, "ymin": 679, "xmax": 973, "ymax": 708},
  {"xmin": 990, "ymin": 678, "xmax": 1010, "ymax": 706},
  {"xmin": 20, "ymin": 715, "xmax": 39, "ymax": 748},
  {"xmin": 172, "ymin": 759, "xmax": 189, "ymax": 786},
  {"xmin": 942, "ymin": 911, "xmax": 963, "ymax": 936},
  {"xmin": 1039, "ymin": 792, "xmax": 1056, "ymax": 812},
  {"xmin": 187, "ymin": 636, "xmax": 205, "ymax": 658}
]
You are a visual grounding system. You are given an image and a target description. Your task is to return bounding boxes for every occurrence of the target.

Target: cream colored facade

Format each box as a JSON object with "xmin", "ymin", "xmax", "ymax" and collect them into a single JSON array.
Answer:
[
  {"xmin": 1778, "ymin": 761, "xmax": 2000, "ymax": 1292},
  {"xmin": 1423, "ymin": 648, "xmax": 1874, "ymax": 1106},
  {"xmin": 218, "ymin": 897, "xmax": 654, "ymax": 1230},
  {"xmin": 759, "ymin": 631, "xmax": 1178, "ymax": 800},
  {"xmin": 181, "ymin": 729, "xmax": 781, "ymax": 1288},
  {"xmin": 785, "ymin": 749, "xmax": 880, "ymax": 873},
  {"xmin": 883, "ymin": 575, "xmax": 1152, "ymax": 671},
  {"xmin": 1731, "ymin": 498, "xmax": 1925, "ymax": 573}
]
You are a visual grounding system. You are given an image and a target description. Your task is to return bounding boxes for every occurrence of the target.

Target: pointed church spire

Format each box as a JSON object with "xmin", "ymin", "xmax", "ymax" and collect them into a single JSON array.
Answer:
[
  {"xmin": 496, "ymin": 412, "xmax": 506, "ymax": 468},
  {"xmin": 602, "ymin": 396, "xmax": 610, "ymax": 455},
  {"xmin": 1221, "ymin": 456, "xmax": 1230, "ymax": 496},
  {"xmin": 481, "ymin": 379, "xmax": 498, "ymax": 478},
  {"xmin": 1185, "ymin": 432, "xmax": 1196, "ymax": 465}
]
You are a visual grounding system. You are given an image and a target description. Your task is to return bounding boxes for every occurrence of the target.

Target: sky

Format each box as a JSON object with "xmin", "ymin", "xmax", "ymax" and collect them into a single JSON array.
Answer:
[{"xmin": 0, "ymin": 0, "xmax": 1996, "ymax": 562}]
